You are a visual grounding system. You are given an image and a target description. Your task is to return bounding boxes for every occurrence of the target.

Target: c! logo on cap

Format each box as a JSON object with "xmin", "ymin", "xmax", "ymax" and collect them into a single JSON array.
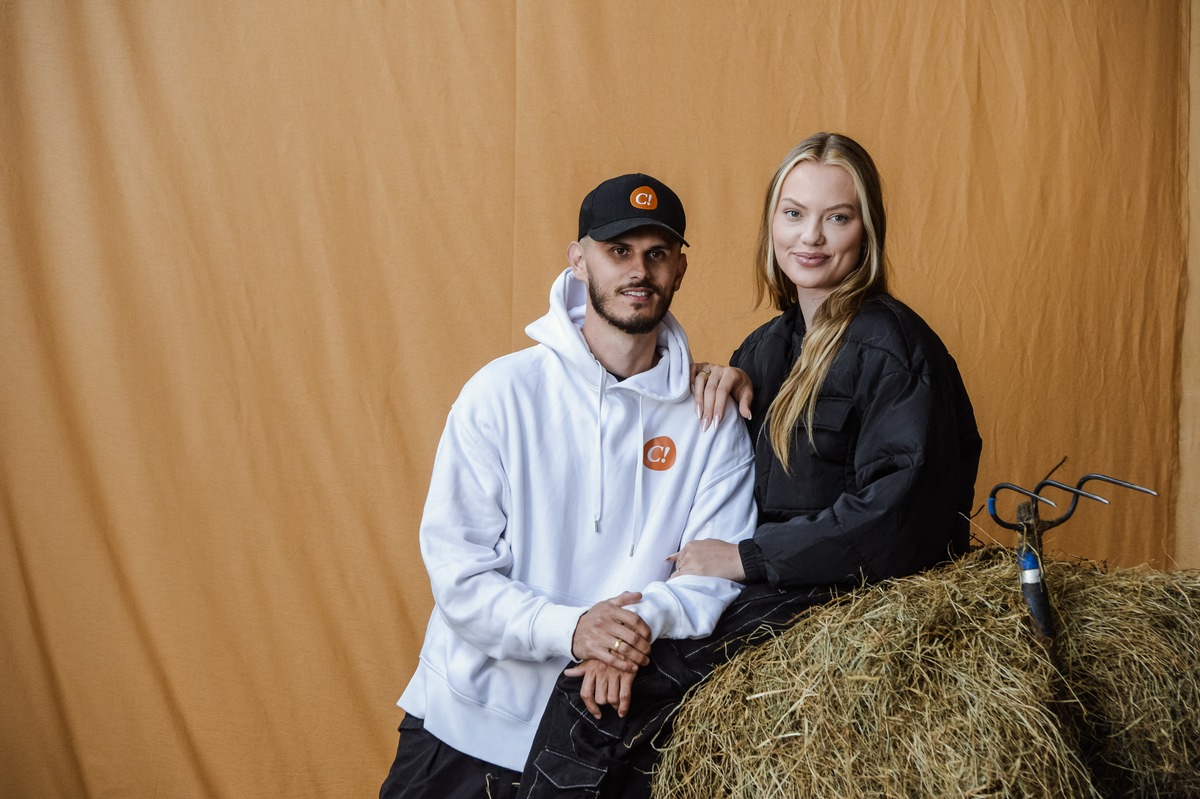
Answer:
[
  {"xmin": 643, "ymin": 436, "xmax": 677, "ymax": 471},
  {"xmin": 630, "ymin": 186, "xmax": 658, "ymax": 210}
]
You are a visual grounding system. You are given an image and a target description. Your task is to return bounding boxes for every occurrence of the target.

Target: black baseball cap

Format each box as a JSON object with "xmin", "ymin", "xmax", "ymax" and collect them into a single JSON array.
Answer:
[{"xmin": 577, "ymin": 173, "xmax": 688, "ymax": 246}]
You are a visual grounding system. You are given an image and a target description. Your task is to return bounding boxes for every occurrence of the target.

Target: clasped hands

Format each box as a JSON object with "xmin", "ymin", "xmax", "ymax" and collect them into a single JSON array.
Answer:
[
  {"xmin": 569, "ymin": 537, "xmax": 747, "ymax": 718},
  {"xmin": 570, "ymin": 591, "xmax": 651, "ymax": 718}
]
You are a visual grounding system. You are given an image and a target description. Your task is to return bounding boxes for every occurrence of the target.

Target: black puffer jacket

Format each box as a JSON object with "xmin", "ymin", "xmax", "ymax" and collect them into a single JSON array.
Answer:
[{"xmin": 732, "ymin": 295, "xmax": 982, "ymax": 588}]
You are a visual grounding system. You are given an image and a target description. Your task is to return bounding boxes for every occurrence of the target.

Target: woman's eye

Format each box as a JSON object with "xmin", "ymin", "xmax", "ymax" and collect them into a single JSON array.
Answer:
[
  {"xmin": 830, "ymin": 213, "xmax": 848, "ymax": 223},
  {"xmin": 783, "ymin": 209, "xmax": 800, "ymax": 219}
]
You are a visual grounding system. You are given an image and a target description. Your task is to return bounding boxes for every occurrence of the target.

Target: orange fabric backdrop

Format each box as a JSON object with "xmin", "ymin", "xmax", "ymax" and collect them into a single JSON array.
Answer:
[{"xmin": 1, "ymin": 2, "xmax": 1193, "ymax": 797}]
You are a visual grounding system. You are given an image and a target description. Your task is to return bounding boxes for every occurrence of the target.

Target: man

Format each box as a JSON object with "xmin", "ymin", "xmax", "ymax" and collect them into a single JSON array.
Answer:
[{"xmin": 380, "ymin": 173, "xmax": 756, "ymax": 799}]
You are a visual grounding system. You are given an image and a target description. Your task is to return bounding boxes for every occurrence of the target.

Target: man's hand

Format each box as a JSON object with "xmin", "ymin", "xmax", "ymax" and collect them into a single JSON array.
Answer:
[
  {"xmin": 691, "ymin": 363, "xmax": 753, "ymax": 431},
  {"xmin": 667, "ymin": 539, "xmax": 746, "ymax": 582},
  {"xmin": 565, "ymin": 659, "xmax": 636, "ymax": 719},
  {"xmin": 571, "ymin": 591, "xmax": 652, "ymax": 672}
]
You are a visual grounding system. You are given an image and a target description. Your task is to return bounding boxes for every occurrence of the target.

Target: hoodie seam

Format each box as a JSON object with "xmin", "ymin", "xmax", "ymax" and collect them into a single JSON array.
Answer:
[{"xmin": 694, "ymin": 451, "xmax": 755, "ymax": 496}]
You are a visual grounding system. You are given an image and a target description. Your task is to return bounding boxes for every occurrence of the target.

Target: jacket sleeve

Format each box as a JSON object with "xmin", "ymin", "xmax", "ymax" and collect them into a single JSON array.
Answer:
[
  {"xmin": 741, "ymin": 363, "xmax": 939, "ymax": 588},
  {"xmin": 419, "ymin": 404, "xmax": 585, "ymax": 663},
  {"xmin": 626, "ymin": 423, "xmax": 757, "ymax": 641}
]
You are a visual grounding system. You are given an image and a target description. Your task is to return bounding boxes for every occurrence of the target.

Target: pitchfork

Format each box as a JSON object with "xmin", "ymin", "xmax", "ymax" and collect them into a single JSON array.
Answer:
[{"xmin": 986, "ymin": 471, "xmax": 1158, "ymax": 648}]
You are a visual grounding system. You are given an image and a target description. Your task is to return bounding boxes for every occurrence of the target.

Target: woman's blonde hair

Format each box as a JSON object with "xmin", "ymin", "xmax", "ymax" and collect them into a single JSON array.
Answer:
[{"xmin": 754, "ymin": 132, "xmax": 890, "ymax": 468}]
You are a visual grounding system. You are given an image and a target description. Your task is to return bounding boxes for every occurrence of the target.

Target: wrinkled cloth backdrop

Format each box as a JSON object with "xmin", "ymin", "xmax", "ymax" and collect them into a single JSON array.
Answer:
[{"xmin": 2, "ymin": 2, "xmax": 1197, "ymax": 797}]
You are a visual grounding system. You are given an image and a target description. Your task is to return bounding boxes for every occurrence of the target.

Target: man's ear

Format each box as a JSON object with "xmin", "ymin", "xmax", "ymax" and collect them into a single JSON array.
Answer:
[
  {"xmin": 672, "ymin": 252, "xmax": 688, "ymax": 291},
  {"xmin": 567, "ymin": 240, "xmax": 586, "ymax": 279}
]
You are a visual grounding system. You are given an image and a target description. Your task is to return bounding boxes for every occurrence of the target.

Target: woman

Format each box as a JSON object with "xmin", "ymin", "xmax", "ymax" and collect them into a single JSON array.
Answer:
[
  {"xmin": 677, "ymin": 130, "xmax": 981, "ymax": 589},
  {"xmin": 519, "ymin": 132, "xmax": 981, "ymax": 799}
]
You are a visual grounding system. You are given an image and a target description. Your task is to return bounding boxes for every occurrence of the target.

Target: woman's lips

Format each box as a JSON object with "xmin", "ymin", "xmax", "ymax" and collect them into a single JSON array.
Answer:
[{"xmin": 793, "ymin": 252, "xmax": 829, "ymax": 267}]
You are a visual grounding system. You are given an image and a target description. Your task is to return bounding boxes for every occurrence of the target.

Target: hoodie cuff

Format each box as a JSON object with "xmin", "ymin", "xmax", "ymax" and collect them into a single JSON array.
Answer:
[
  {"xmin": 530, "ymin": 602, "xmax": 588, "ymax": 661},
  {"xmin": 739, "ymin": 538, "xmax": 769, "ymax": 584}
]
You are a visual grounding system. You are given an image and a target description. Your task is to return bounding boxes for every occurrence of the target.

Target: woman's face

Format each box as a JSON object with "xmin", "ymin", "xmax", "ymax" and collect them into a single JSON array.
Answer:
[{"xmin": 771, "ymin": 160, "xmax": 865, "ymax": 306}]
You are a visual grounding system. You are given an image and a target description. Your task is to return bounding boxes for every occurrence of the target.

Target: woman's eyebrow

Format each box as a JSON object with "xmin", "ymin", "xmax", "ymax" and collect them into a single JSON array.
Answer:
[{"xmin": 780, "ymin": 198, "xmax": 857, "ymax": 213}]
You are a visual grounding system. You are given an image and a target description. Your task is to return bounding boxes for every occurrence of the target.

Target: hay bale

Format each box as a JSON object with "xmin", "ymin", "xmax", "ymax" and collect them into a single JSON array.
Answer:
[
  {"xmin": 1051, "ymin": 560, "xmax": 1200, "ymax": 798},
  {"xmin": 653, "ymin": 547, "xmax": 1200, "ymax": 799}
]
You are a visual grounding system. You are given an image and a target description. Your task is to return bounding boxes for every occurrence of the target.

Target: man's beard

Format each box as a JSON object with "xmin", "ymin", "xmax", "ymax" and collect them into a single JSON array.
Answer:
[{"xmin": 588, "ymin": 279, "xmax": 674, "ymax": 335}]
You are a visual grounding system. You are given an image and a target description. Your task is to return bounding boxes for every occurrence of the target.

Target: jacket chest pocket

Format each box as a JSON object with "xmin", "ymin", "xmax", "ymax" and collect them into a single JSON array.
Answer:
[
  {"xmin": 806, "ymin": 396, "xmax": 856, "ymax": 465},
  {"xmin": 759, "ymin": 396, "xmax": 858, "ymax": 515}
]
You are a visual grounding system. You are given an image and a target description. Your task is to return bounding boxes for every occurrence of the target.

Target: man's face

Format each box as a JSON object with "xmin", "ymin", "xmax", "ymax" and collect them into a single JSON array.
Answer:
[{"xmin": 569, "ymin": 227, "xmax": 688, "ymax": 336}]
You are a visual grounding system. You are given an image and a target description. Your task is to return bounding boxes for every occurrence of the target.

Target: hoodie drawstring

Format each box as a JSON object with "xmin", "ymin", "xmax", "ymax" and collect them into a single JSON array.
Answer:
[
  {"xmin": 630, "ymin": 394, "xmax": 645, "ymax": 557},
  {"xmin": 593, "ymin": 369, "xmax": 605, "ymax": 534}
]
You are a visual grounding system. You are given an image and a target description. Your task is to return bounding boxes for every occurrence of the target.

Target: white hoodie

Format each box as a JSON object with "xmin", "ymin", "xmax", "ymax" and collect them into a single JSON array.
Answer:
[{"xmin": 397, "ymin": 268, "xmax": 756, "ymax": 771}]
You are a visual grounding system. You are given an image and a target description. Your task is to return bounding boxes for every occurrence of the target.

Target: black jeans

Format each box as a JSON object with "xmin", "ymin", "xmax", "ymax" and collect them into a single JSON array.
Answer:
[
  {"xmin": 380, "ymin": 714, "xmax": 522, "ymax": 799},
  {"xmin": 517, "ymin": 583, "xmax": 835, "ymax": 798}
]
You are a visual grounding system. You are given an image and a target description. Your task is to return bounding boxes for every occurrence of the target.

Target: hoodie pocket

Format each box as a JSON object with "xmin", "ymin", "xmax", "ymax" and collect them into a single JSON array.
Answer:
[{"xmin": 425, "ymin": 612, "xmax": 551, "ymax": 723}]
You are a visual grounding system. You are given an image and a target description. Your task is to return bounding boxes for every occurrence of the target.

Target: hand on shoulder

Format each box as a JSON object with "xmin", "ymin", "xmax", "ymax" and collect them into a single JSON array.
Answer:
[{"xmin": 691, "ymin": 363, "xmax": 753, "ymax": 431}]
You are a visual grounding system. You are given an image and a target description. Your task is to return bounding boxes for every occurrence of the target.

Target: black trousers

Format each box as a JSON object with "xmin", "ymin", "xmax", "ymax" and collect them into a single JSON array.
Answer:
[
  {"xmin": 517, "ymin": 583, "xmax": 835, "ymax": 798},
  {"xmin": 380, "ymin": 714, "xmax": 522, "ymax": 799}
]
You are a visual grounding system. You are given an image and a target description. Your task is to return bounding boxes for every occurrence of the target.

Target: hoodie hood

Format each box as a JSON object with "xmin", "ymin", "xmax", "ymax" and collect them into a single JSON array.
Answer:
[{"xmin": 524, "ymin": 268, "xmax": 693, "ymax": 402}]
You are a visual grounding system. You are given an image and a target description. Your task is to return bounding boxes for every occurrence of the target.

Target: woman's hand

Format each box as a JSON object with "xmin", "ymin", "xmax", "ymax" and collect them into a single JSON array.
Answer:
[
  {"xmin": 691, "ymin": 363, "xmax": 753, "ymax": 431},
  {"xmin": 667, "ymin": 539, "xmax": 746, "ymax": 582}
]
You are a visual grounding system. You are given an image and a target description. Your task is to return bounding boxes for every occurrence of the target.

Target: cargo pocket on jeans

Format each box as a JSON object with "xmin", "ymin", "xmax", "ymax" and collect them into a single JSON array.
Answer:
[{"xmin": 531, "ymin": 749, "xmax": 604, "ymax": 795}]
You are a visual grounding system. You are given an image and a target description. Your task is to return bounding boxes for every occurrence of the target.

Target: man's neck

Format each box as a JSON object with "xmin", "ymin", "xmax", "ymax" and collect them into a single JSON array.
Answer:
[{"xmin": 580, "ymin": 319, "xmax": 660, "ymax": 380}]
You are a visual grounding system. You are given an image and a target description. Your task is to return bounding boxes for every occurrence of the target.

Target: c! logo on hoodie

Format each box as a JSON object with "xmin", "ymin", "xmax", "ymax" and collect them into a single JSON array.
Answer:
[{"xmin": 643, "ymin": 436, "xmax": 677, "ymax": 471}]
